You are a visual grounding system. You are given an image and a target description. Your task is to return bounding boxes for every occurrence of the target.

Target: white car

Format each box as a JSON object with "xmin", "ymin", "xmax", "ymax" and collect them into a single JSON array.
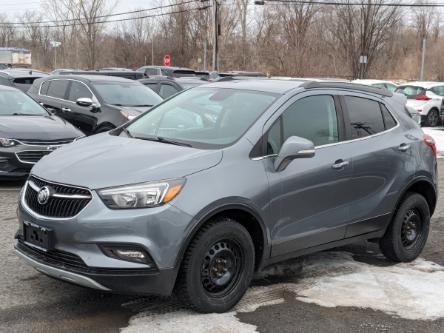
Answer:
[
  {"xmin": 396, "ymin": 82, "xmax": 444, "ymax": 127},
  {"xmin": 353, "ymin": 79, "xmax": 398, "ymax": 92}
]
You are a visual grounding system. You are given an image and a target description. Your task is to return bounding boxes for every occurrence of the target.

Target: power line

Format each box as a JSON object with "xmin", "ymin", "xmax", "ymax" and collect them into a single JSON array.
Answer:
[
  {"xmin": 0, "ymin": 0, "xmax": 198, "ymax": 26},
  {"xmin": 261, "ymin": 0, "xmax": 444, "ymax": 7}
]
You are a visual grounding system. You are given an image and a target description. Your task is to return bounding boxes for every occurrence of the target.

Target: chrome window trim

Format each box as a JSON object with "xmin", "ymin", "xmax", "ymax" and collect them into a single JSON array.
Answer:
[
  {"xmin": 21, "ymin": 176, "xmax": 93, "ymax": 221},
  {"xmin": 252, "ymin": 98, "xmax": 400, "ymax": 159},
  {"xmin": 38, "ymin": 78, "xmax": 99, "ymax": 105}
]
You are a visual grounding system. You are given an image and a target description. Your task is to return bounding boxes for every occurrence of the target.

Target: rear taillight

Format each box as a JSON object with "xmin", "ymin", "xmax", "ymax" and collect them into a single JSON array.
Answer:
[
  {"xmin": 416, "ymin": 95, "xmax": 431, "ymax": 101},
  {"xmin": 424, "ymin": 134, "xmax": 437, "ymax": 156}
]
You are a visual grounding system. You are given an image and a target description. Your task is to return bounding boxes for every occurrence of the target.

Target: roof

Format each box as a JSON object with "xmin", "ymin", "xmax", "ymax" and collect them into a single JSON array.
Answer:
[
  {"xmin": 205, "ymin": 78, "xmax": 306, "ymax": 94},
  {"xmin": 399, "ymin": 81, "xmax": 444, "ymax": 89},
  {"xmin": 0, "ymin": 69, "xmax": 47, "ymax": 78},
  {"xmin": 203, "ymin": 78, "xmax": 394, "ymax": 96},
  {"xmin": 45, "ymin": 74, "xmax": 137, "ymax": 83}
]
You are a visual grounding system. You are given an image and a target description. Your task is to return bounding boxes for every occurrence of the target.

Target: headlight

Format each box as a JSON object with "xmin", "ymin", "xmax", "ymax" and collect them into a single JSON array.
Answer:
[
  {"xmin": 0, "ymin": 138, "xmax": 18, "ymax": 147},
  {"xmin": 98, "ymin": 179, "xmax": 185, "ymax": 209}
]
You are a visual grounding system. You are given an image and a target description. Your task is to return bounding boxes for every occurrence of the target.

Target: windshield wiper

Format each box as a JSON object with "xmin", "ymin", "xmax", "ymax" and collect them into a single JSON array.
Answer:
[
  {"xmin": 135, "ymin": 135, "xmax": 192, "ymax": 147},
  {"xmin": 121, "ymin": 127, "xmax": 133, "ymax": 138},
  {"xmin": 128, "ymin": 104, "xmax": 153, "ymax": 107}
]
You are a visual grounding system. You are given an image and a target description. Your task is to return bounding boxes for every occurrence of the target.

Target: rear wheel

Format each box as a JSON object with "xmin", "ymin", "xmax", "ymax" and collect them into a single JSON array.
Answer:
[
  {"xmin": 380, "ymin": 193, "xmax": 430, "ymax": 262},
  {"xmin": 176, "ymin": 218, "xmax": 255, "ymax": 313},
  {"xmin": 425, "ymin": 108, "xmax": 439, "ymax": 127}
]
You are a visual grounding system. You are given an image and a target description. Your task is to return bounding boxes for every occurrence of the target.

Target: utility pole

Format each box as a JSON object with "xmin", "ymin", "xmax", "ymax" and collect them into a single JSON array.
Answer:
[
  {"xmin": 420, "ymin": 38, "xmax": 426, "ymax": 81},
  {"xmin": 203, "ymin": 40, "xmax": 207, "ymax": 71},
  {"xmin": 212, "ymin": 0, "xmax": 219, "ymax": 71},
  {"xmin": 151, "ymin": 39, "xmax": 154, "ymax": 66}
]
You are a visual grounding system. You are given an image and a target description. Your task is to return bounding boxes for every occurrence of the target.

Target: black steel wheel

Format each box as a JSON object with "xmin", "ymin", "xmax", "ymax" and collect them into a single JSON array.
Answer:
[
  {"xmin": 176, "ymin": 218, "xmax": 255, "ymax": 313},
  {"xmin": 380, "ymin": 193, "xmax": 430, "ymax": 262}
]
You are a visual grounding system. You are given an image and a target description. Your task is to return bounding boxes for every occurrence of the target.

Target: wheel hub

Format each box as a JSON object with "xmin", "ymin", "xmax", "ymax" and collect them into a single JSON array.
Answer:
[
  {"xmin": 201, "ymin": 240, "xmax": 241, "ymax": 295},
  {"xmin": 401, "ymin": 209, "xmax": 422, "ymax": 247}
]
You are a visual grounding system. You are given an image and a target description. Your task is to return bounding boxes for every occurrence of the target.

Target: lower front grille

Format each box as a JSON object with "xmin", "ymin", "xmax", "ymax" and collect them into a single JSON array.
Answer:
[
  {"xmin": 16, "ymin": 239, "xmax": 156, "ymax": 275},
  {"xmin": 17, "ymin": 239, "xmax": 88, "ymax": 270},
  {"xmin": 16, "ymin": 150, "xmax": 52, "ymax": 164}
]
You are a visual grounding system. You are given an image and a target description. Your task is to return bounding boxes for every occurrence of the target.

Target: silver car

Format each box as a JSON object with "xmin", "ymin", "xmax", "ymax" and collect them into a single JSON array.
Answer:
[{"xmin": 15, "ymin": 80, "xmax": 437, "ymax": 313}]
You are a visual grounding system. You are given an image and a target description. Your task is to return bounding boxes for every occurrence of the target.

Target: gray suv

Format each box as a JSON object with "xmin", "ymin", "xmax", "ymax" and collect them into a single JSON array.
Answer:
[{"xmin": 15, "ymin": 80, "xmax": 438, "ymax": 313}]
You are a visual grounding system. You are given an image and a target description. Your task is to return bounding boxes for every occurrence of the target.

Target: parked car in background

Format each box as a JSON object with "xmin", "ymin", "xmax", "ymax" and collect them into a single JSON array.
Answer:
[
  {"xmin": 0, "ymin": 69, "xmax": 47, "ymax": 92},
  {"xmin": 57, "ymin": 70, "xmax": 144, "ymax": 80},
  {"xmin": 99, "ymin": 67, "xmax": 134, "ymax": 72},
  {"xmin": 140, "ymin": 76, "xmax": 208, "ymax": 99},
  {"xmin": 0, "ymin": 85, "xmax": 82, "ymax": 179},
  {"xmin": 219, "ymin": 70, "xmax": 266, "ymax": 77},
  {"xmin": 51, "ymin": 68, "xmax": 76, "ymax": 75},
  {"xmin": 137, "ymin": 65, "xmax": 196, "ymax": 78},
  {"xmin": 353, "ymin": 79, "xmax": 398, "ymax": 92},
  {"xmin": 15, "ymin": 80, "xmax": 437, "ymax": 314},
  {"xmin": 28, "ymin": 75, "xmax": 162, "ymax": 135},
  {"xmin": 396, "ymin": 82, "xmax": 444, "ymax": 127}
]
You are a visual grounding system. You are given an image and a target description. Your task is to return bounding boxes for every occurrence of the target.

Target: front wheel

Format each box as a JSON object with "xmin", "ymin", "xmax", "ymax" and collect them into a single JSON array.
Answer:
[
  {"xmin": 380, "ymin": 193, "xmax": 430, "ymax": 262},
  {"xmin": 176, "ymin": 218, "xmax": 255, "ymax": 313}
]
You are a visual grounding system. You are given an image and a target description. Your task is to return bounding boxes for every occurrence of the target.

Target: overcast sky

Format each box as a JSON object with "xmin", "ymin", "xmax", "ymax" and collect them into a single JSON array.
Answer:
[{"xmin": 0, "ymin": 0, "xmax": 153, "ymax": 17}]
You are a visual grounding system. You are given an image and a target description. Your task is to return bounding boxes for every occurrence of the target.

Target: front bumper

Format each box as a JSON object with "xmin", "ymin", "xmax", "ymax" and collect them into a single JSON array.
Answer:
[
  {"xmin": 15, "ymin": 237, "xmax": 177, "ymax": 296},
  {"xmin": 15, "ymin": 179, "xmax": 194, "ymax": 296}
]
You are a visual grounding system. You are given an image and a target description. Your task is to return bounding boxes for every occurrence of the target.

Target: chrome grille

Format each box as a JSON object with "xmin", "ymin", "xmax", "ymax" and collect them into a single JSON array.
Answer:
[
  {"xmin": 24, "ymin": 176, "xmax": 92, "ymax": 218},
  {"xmin": 16, "ymin": 150, "xmax": 52, "ymax": 164},
  {"xmin": 16, "ymin": 139, "xmax": 75, "ymax": 145}
]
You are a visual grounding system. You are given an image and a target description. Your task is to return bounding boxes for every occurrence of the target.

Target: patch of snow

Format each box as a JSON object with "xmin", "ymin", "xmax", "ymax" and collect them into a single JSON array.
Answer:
[{"xmin": 122, "ymin": 251, "xmax": 444, "ymax": 332}]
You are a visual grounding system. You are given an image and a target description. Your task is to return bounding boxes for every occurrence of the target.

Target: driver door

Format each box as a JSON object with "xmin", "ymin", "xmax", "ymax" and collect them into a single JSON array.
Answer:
[{"xmin": 263, "ymin": 92, "xmax": 355, "ymax": 258}]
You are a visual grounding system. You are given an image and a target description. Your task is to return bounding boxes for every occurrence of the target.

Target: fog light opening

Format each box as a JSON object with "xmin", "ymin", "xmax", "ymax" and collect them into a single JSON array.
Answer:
[{"xmin": 100, "ymin": 244, "xmax": 155, "ymax": 267}]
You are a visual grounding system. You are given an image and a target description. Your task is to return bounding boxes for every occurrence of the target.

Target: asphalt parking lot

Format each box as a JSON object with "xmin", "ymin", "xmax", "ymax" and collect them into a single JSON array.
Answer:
[{"xmin": 1, "ymin": 164, "xmax": 444, "ymax": 333}]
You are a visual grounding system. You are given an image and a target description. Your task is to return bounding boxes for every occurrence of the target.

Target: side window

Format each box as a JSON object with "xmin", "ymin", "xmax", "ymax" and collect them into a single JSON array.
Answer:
[
  {"xmin": 47, "ymin": 80, "xmax": 69, "ymax": 99},
  {"xmin": 68, "ymin": 81, "xmax": 92, "ymax": 102},
  {"xmin": 146, "ymin": 68, "xmax": 160, "ymax": 76},
  {"xmin": 344, "ymin": 96, "xmax": 385, "ymax": 139},
  {"xmin": 159, "ymin": 84, "xmax": 179, "ymax": 99},
  {"xmin": 385, "ymin": 83, "xmax": 398, "ymax": 93},
  {"xmin": 40, "ymin": 81, "xmax": 49, "ymax": 95},
  {"xmin": 431, "ymin": 86, "xmax": 444, "ymax": 96},
  {"xmin": 282, "ymin": 95, "xmax": 339, "ymax": 146},
  {"xmin": 380, "ymin": 104, "xmax": 397, "ymax": 129}
]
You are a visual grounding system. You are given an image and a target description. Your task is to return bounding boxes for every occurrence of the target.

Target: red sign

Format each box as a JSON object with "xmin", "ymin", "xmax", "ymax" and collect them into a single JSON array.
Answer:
[{"xmin": 163, "ymin": 55, "xmax": 171, "ymax": 66}]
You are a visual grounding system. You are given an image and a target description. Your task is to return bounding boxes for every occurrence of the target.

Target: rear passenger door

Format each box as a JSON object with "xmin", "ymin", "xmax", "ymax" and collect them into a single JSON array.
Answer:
[
  {"xmin": 340, "ymin": 94, "xmax": 413, "ymax": 237},
  {"xmin": 39, "ymin": 79, "xmax": 70, "ymax": 119},
  {"xmin": 264, "ymin": 92, "xmax": 355, "ymax": 258}
]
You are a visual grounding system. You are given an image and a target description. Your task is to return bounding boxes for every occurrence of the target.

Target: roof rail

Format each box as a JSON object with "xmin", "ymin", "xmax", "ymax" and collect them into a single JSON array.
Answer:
[{"xmin": 301, "ymin": 81, "xmax": 393, "ymax": 97}]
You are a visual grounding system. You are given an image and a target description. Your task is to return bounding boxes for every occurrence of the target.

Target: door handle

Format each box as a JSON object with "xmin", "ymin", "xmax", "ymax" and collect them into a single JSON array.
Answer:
[
  {"xmin": 61, "ymin": 107, "xmax": 71, "ymax": 112},
  {"xmin": 398, "ymin": 143, "xmax": 411, "ymax": 152},
  {"xmin": 332, "ymin": 159, "xmax": 349, "ymax": 170}
]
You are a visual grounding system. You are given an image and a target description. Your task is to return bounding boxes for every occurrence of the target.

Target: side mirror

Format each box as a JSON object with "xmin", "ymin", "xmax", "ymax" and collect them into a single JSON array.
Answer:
[
  {"xmin": 274, "ymin": 136, "xmax": 315, "ymax": 171},
  {"xmin": 76, "ymin": 97, "xmax": 93, "ymax": 107}
]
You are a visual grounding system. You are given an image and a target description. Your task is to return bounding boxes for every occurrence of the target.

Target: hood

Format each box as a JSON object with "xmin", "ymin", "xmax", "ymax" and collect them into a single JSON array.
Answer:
[
  {"xmin": 32, "ymin": 133, "xmax": 223, "ymax": 189},
  {"xmin": 0, "ymin": 115, "xmax": 82, "ymax": 140}
]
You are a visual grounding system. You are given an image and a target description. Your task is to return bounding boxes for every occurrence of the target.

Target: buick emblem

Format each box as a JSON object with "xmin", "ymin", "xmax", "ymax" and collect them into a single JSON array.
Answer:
[{"xmin": 37, "ymin": 186, "xmax": 51, "ymax": 205}]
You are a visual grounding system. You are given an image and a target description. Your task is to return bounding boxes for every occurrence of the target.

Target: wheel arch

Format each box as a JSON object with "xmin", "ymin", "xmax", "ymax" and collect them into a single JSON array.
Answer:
[
  {"xmin": 396, "ymin": 177, "xmax": 437, "ymax": 216},
  {"xmin": 175, "ymin": 199, "xmax": 271, "ymax": 272}
]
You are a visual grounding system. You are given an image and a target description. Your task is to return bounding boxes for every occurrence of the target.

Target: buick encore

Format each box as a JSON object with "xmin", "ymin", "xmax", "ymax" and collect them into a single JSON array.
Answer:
[{"xmin": 15, "ymin": 80, "xmax": 437, "ymax": 313}]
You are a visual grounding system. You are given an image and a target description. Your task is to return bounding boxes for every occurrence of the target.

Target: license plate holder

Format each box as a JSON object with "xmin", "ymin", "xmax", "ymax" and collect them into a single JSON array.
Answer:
[{"xmin": 23, "ymin": 221, "xmax": 53, "ymax": 251}]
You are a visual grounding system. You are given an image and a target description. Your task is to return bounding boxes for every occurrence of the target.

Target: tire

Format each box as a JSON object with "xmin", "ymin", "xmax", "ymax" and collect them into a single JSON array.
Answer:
[
  {"xmin": 425, "ymin": 108, "xmax": 439, "ymax": 127},
  {"xmin": 176, "ymin": 218, "xmax": 255, "ymax": 313},
  {"xmin": 380, "ymin": 193, "xmax": 430, "ymax": 262}
]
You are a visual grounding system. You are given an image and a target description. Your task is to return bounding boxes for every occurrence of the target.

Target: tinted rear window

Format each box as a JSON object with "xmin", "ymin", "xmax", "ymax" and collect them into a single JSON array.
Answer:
[
  {"xmin": 13, "ymin": 78, "xmax": 38, "ymax": 92},
  {"xmin": 344, "ymin": 96, "xmax": 385, "ymax": 138}
]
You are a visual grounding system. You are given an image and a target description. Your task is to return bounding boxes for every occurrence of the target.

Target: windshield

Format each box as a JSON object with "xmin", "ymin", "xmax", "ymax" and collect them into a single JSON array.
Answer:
[
  {"xmin": 0, "ymin": 89, "xmax": 48, "ymax": 116},
  {"xmin": 93, "ymin": 82, "xmax": 162, "ymax": 106},
  {"xmin": 125, "ymin": 87, "xmax": 278, "ymax": 148},
  {"xmin": 395, "ymin": 85, "xmax": 426, "ymax": 99}
]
